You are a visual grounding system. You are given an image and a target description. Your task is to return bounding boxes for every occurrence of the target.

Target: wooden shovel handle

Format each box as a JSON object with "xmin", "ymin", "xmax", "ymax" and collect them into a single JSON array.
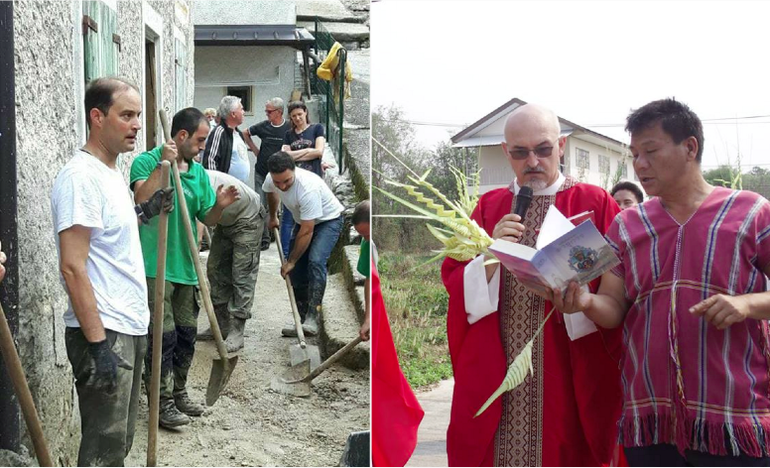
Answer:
[
  {"xmin": 159, "ymin": 110, "xmax": 229, "ymax": 365},
  {"xmin": 274, "ymin": 228, "xmax": 307, "ymax": 347},
  {"xmin": 147, "ymin": 160, "xmax": 170, "ymax": 467},
  {"xmin": 0, "ymin": 304, "xmax": 53, "ymax": 467},
  {"xmin": 301, "ymin": 336, "xmax": 363, "ymax": 384}
]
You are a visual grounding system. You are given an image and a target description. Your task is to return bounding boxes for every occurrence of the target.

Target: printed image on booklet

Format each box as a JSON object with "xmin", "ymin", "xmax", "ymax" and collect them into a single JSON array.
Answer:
[{"xmin": 489, "ymin": 211, "xmax": 620, "ymax": 291}]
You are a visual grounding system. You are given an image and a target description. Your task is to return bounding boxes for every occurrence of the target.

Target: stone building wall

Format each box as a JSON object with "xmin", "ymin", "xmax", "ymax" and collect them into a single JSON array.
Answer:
[{"xmin": 10, "ymin": 1, "xmax": 194, "ymax": 463}]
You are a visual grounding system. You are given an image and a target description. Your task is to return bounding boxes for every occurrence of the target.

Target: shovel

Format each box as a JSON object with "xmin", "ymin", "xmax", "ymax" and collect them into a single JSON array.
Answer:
[
  {"xmin": 0, "ymin": 244, "xmax": 53, "ymax": 467},
  {"xmin": 271, "ymin": 336, "xmax": 363, "ymax": 397},
  {"xmin": 274, "ymin": 228, "xmax": 321, "ymax": 370},
  {"xmin": 159, "ymin": 110, "xmax": 237, "ymax": 406},
  {"xmin": 147, "ymin": 161, "xmax": 170, "ymax": 467}
]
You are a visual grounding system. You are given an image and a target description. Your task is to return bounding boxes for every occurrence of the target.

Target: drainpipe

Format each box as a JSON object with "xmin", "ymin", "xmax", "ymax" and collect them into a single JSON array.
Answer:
[{"xmin": 0, "ymin": 0, "xmax": 20, "ymax": 453}]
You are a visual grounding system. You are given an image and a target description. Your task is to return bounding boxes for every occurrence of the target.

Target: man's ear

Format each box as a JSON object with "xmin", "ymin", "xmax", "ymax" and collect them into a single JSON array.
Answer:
[
  {"xmin": 685, "ymin": 136, "xmax": 699, "ymax": 161},
  {"xmin": 89, "ymin": 108, "xmax": 104, "ymax": 129}
]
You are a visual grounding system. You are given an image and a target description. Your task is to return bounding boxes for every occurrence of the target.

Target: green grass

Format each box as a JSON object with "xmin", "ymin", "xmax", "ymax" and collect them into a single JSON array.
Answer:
[{"xmin": 379, "ymin": 253, "xmax": 453, "ymax": 388}]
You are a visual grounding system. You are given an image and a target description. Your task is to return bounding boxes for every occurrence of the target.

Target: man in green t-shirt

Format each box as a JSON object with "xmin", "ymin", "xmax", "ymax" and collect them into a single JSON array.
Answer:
[
  {"xmin": 130, "ymin": 107, "xmax": 239, "ymax": 428},
  {"xmin": 352, "ymin": 200, "xmax": 372, "ymax": 341}
]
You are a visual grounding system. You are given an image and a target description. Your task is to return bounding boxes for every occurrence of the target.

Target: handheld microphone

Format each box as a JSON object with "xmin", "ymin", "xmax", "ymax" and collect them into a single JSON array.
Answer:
[{"xmin": 514, "ymin": 186, "xmax": 533, "ymax": 219}]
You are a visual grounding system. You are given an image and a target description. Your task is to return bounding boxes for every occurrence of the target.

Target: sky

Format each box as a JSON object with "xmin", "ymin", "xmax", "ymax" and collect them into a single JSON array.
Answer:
[{"xmin": 370, "ymin": 0, "xmax": 770, "ymax": 171}]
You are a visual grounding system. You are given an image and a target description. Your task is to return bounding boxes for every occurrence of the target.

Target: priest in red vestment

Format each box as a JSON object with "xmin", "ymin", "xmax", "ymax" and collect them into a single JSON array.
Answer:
[
  {"xmin": 372, "ymin": 260, "xmax": 425, "ymax": 466},
  {"xmin": 441, "ymin": 103, "xmax": 624, "ymax": 466}
]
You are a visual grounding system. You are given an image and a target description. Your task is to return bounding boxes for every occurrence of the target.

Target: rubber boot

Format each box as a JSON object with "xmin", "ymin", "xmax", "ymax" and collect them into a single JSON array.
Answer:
[
  {"xmin": 280, "ymin": 298, "xmax": 308, "ymax": 337},
  {"xmin": 225, "ymin": 318, "xmax": 246, "ymax": 353},
  {"xmin": 302, "ymin": 305, "xmax": 319, "ymax": 337},
  {"xmin": 197, "ymin": 305, "xmax": 230, "ymax": 341},
  {"xmin": 302, "ymin": 286, "xmax": 323, "ymax": 336}
]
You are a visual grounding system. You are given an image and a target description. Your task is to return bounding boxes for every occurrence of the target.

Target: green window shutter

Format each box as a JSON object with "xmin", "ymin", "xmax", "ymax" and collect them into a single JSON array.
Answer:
[
  {"xmin": 175, "ymin": 39, "xmax": 187, "ymax": 112},
  {"xmin": 83, "ymin": 1, "xmax": 119, "ymax": 84}
]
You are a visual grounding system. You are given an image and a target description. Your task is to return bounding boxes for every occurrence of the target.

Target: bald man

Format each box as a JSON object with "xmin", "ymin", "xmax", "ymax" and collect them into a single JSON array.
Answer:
[{"xmin": 441, "ymin": 104, "xmax": 624, "ymax": 466}]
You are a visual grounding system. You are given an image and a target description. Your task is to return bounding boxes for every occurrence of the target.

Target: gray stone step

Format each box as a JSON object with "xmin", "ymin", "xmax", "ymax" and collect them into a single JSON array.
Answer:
[{"xmin": 320, "ymin": 273, "xmax": 369, "ymax": 370}]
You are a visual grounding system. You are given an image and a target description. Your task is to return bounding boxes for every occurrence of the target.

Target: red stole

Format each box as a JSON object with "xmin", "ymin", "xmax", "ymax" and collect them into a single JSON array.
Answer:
[
  {"xmin": 372, "ymin": 261, "xmax": 425, "ymax": 467},
  {"xmin": 442, "ymin": 179, "xmax": 624, "ymax": 466}
]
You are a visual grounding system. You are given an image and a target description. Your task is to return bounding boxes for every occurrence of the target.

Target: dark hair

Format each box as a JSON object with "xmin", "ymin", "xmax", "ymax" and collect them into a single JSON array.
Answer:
[
  {"xmin": 610, "ymin": 181, "xmax": 644, "ymax": 204},
  {"xmin": 287, "ymin": 101, "xmax": 310, "ymax": 129},
  {"xmin": 171, "ymin": 107, "xmax": 208, "ymax": 138},
  {"xmin": 268, "ymin": 151, "xmax": 296, "ymax": 173},
  {"xmin": 84, "ymin": 77, "xmax": 139, "ymax": 128},
  {"xmin": 352, "ymin": 200, "xmax": 370, "ymax": 226},
  {"xmin": 625, "ymin": 98, "xmax": 704, "ymax": 163}
]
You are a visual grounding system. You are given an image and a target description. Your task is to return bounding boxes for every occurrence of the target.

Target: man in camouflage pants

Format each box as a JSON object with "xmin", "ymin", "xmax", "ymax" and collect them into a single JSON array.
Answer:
[
  {"xmin": 130, "ymin": 107, "xmax": 239, "ymax": 428},
  {"xmin": 200, "ymin": 169, "xmax": 266, "ymax": 353}
]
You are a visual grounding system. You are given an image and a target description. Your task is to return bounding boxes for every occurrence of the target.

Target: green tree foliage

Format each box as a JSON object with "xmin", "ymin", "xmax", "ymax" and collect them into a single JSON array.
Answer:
[
  {"xmin": 373, "ymin": 106, "xmax": 479, "ymax": 252},
  {"xmin": 703, "ymin": 165, "xmax": 770, "ymax": 198}
]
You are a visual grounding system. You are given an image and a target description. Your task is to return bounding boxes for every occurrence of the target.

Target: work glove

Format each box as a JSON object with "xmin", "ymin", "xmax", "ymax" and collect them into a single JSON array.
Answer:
[
  {"xmin": 136, "ymin": 186, "xmax": 175, "ymax": 224},
  {"xmin": 86, "ymin": 339, "xmax": 132, "ymax": 394}
]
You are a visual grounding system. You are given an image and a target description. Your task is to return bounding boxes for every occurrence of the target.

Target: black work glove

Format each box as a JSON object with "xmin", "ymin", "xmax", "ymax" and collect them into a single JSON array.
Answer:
[
  {"xmin": 86, "ymin": 339, "xmax": 131, "ymax": 394},
  {"xmin": 136, "ymin": 186, "xmax": 175, "ymax": 224}
]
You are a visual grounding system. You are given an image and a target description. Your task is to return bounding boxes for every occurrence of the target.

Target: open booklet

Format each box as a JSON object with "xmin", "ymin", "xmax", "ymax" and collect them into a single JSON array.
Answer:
[{"xmin": 489, "ymin": 206, "xmax": 620, "ymax": 293}]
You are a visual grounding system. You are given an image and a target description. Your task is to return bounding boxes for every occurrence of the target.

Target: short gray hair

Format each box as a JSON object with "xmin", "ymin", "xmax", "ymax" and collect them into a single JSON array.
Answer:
[
  {"xmin": 266, "ymin": 97, "xmax": 284, "ymax": 113},
  {"xmin": 218, "ymin": 95, "xmax": 241, "ymax": 119}
]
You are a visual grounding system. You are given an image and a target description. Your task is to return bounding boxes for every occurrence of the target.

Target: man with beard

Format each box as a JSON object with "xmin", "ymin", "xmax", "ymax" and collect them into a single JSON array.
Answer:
[
  {"xmin": 441, "ymin": 104, "xmax": 623, "ymax": 466},
  {"xmin": 130, "ymin": 107, "xmax": 239, "ymax": 428}
]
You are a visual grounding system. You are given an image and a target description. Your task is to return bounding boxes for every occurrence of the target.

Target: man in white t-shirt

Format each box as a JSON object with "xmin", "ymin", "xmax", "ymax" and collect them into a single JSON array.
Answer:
[
  {"xmin": 51, "ymin": 77, "xmax": 172, "ymax": 467},
  {"xmin": 263, "ymin": 151, "xmax": 344, "ymax": 336}
]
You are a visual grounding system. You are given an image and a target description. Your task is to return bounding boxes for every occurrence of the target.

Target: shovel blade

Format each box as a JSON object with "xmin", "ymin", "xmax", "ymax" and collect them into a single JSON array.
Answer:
[
  {"xmin": 268, "ymin": 359, "xmax": 314, "ymax": 397},
  {"xmin": 269, "ymin": 374, "xmax": 312, "ymax": 397},
  {"xmin": 206, "ymin": 355, "xmax": 239, "ymax": 406},
  {"xmin": 289, "ymin": 344, "xmax": 321, "ymax": 370}
]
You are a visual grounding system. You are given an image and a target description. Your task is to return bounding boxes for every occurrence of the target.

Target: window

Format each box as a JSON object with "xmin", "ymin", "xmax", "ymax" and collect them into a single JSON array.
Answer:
[
  {"xmin": 620, "ymin": 161, "xmax": 628, "ymax": 179},
  {"xmin": 226, "ymin": 86, "xmax": 253, "ymax": 114},
  {"xmin": 83, "ymin": 1, "xmax": 119, "ymax": 84},
  {"xmin": 576, "ymin": 148, "xmax": 590, "ymax": 170},
  {"xmin": 175, "ymin": 39, "xmax": 187, "ymax": 113},
  {"xmin": 599, "ymin": 155, "xmax": 610, "ymax": 176}
]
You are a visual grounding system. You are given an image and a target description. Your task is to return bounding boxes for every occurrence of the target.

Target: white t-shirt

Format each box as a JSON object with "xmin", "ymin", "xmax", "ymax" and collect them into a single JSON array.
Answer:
[
  {"xmin": 262, "ymin": 167, "xmax": 344, "ymax": 224},
  {"xmin": 228, "ymin": 131, "xmax": 250, "ymax": 183},
  {"xmin": 51, "ymin": 150, "xmax": 150, "ymax": 336}
]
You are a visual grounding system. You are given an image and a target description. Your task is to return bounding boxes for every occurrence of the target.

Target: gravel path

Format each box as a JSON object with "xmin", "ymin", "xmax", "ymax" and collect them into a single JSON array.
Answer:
[{"xmin": 125, "ymin": 246, "xmax": 370, "ymax": 467}]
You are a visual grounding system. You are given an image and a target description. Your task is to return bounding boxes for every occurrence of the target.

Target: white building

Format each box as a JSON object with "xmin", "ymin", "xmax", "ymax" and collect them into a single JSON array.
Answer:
[{"xmin": 451, "ymin": 98, "xmax": 637, "ymax": 194}]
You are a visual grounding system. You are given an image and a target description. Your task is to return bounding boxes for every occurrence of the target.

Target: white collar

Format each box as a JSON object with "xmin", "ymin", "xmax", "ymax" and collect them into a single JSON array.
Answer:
[
  {"xmin": 270, "ymin": 119, "xmax": 286, "ymax": 128},
  {"xmin": 512, "ymin": 173, "xmax": 566, "ymax": 196}
]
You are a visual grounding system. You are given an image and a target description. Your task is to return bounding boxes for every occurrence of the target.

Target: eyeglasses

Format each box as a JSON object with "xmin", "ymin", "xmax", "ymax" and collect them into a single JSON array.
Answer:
[
  {"xmin": 508, "ymin": 145, "xmax": 555, "ymax": 160},
  {"xmin": 265, "ymin": 109, "xmax": 278, "ymax": 114}
]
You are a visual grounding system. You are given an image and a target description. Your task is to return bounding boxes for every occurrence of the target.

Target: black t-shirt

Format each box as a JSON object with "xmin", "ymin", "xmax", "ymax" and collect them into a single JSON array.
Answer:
[
  {"xmin": 248, "ymin": 120, "xmax": 291, "ymax": 177},
  {"xmin": 284, "ymin": 124, "xmax": 325, "ymax": 177}
]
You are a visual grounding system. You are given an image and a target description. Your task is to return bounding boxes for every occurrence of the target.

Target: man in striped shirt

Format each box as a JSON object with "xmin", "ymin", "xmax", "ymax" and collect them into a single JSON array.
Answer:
[{"xmin": 547, "ymin": 98, "xmax": 770, "ymax": 466}]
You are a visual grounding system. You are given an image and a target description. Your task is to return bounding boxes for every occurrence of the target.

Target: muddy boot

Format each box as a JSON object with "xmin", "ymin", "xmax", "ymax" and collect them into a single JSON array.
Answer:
[
  {"xmin": 302, "ymin": 305, "xmax": 319, "ymax": 337},
  {"xmin": 280, "ymin": 298, "xmax": 307, "ymax": 337},
  {"xmin": 225, "ymin": 318, "xmax": 246, "ymax": 353},
  {"xmin": 197, "ymin": 305, "xmax": 230, "ymax": 341},
  {"xmin": 159, "ymin": 399, "xmax": 190, "ymax": 428},
  {"xmin": 174, "ymin": 391, "xmax": 205, "ymax": 417}
]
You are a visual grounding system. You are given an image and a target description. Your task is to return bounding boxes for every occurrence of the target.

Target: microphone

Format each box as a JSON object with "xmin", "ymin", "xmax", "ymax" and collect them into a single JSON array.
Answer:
[{"xmin": 514, "ymin": 186, "xmax": 533, "ymax": 219}]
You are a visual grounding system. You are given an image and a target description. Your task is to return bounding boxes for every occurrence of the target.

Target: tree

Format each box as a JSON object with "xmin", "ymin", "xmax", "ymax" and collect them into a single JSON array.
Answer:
[{"xmin": 372, "ymin": 105, "xmax": 434, "ymax": 252}]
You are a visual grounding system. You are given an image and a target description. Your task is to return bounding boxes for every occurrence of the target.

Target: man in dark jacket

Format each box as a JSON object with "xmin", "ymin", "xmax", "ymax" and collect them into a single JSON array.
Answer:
[{"xmin": 202, "ymin": 95, "xmax": 244, "ymax": 173}]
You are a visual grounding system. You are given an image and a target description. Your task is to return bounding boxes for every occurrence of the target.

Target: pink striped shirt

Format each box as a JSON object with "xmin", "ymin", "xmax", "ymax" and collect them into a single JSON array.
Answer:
[{"xmin": 606, "ymin": 187, "xmax": 770, "ymax": 456}]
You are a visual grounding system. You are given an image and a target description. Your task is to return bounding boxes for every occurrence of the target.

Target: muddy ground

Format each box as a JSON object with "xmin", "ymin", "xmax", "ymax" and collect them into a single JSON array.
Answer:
[{"xmin": 125, "ymin": 246, "xmax": 370, "ymax": 467}]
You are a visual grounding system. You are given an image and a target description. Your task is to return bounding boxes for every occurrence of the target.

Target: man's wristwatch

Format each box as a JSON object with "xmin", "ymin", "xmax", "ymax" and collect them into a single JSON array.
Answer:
[{"xmin": 135, "ymin": 204, "xmax": 149, "ymax": 224}]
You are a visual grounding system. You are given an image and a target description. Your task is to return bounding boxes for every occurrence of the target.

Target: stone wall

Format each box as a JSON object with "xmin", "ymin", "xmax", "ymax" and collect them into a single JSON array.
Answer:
[{"xmin": 11, "ymin": 1, "xmax": 193, "ymax": 463}]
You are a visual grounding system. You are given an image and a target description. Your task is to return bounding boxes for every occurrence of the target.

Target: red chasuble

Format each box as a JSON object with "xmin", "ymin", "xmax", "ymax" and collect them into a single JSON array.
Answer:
[
  {"xmin": 442, "ymin": 177, "xmax": 624, "ymax": 466},
  {"xmin": 372, "ymin": 261, "xmax": 425, "ymax": 467}
]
